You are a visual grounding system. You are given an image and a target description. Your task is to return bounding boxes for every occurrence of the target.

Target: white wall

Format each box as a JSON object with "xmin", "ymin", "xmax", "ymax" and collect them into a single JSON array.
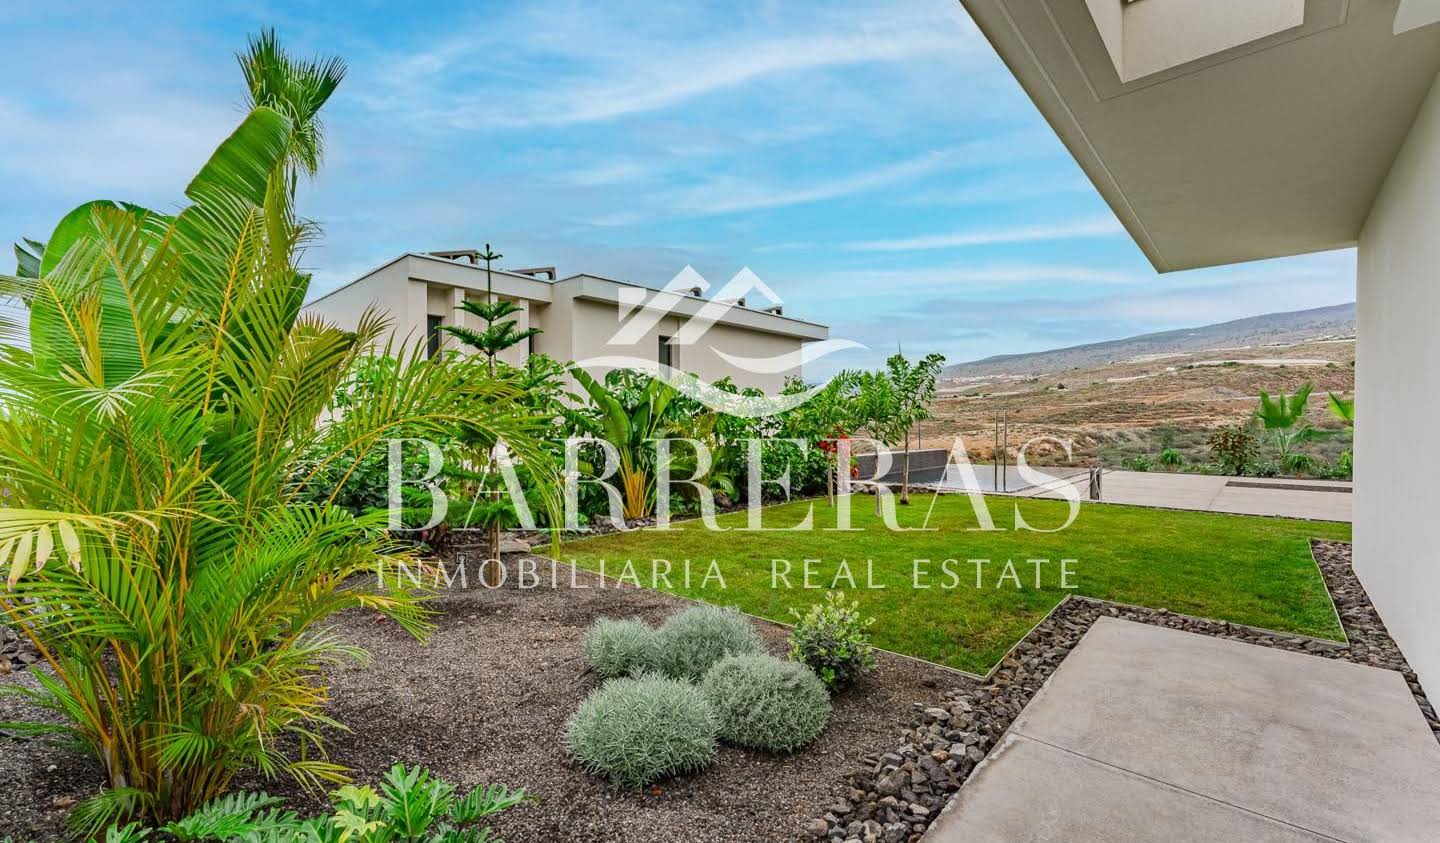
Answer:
[{"xmin": 1355, "ymin": 70, "xmax": 1440, "ymax": 691}]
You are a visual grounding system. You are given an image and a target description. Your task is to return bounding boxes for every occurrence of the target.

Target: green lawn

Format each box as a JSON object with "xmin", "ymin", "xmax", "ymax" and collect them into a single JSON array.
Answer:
[{"xmin": 558, "ymin": 494, "xmax": 1351, "ymax": 674}]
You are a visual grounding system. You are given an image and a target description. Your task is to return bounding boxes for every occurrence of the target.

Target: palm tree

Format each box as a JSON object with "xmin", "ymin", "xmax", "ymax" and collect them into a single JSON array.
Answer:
[
  {"xmin": 1329, "ymin": 391, "xmax": 1355, "ymax": 474},
  {"xmin": 1255, "ymin": 381, "xmax": 1321, "ymax": 474},
  {"xmin": 237, "ymin": 28, "xmax": 346, "ymax": 196},
  {"xmin": 0, "ymin": 100, "xmax": 554, "ymax": 827}
]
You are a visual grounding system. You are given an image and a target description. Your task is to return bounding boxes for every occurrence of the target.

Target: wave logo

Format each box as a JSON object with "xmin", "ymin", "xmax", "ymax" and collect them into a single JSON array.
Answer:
[{"xmin": 572, "ymin": 266, "xmax": 864, "ymax": 417}]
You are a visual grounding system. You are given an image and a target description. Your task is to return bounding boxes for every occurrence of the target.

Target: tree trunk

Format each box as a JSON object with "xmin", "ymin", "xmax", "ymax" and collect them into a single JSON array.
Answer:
[
  {"xmin": 483, "ymin": 520, "xmax": 502, "ymax": 587},
  {"xmin": 900, "ymin": 435, "xmax": 911, "ymax": 505}
]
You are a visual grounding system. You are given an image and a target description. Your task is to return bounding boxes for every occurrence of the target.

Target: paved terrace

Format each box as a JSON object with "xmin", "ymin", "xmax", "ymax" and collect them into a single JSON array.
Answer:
[
  {"xmin": 922, "ymin": 618, "xmax": 1440, "ymax": 842},
  {"xmin": 1020, "ymin": 470, "xmax": 1352, "ymax": 522}
]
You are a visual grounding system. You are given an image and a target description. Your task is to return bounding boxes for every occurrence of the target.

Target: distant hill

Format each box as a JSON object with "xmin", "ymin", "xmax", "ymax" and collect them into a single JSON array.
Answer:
[{"xmin": 946, "ymin": 302, "xmax": 1355, "ymax": 378}]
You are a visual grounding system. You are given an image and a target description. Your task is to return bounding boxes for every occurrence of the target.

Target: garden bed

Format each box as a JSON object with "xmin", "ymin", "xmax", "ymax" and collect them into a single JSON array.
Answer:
[{"xmin": 0, "ymin": 555, "xmax": 958, "ymax": 842}]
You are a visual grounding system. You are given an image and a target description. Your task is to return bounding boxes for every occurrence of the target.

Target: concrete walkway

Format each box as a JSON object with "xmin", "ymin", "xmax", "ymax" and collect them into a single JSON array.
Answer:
[
  {"xmin": 922, "ymin": 618, "xmax": 1440, "ymax": 842},
  {"xmin": 1019, "ymin": 470, "xmax": 1352, "ymax": 522}
]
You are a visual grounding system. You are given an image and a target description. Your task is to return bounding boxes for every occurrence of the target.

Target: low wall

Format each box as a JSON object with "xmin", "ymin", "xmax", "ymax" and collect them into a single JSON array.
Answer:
[{"xmin": 855, "ymin": 448, "xmax": 952, "ymax": 482}]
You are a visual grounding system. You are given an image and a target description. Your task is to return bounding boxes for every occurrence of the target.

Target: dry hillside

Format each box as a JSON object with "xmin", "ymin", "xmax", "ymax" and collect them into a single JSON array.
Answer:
[{"xmin": 921, "ymin": 333, "xmax": 1355, "ymax": 469}]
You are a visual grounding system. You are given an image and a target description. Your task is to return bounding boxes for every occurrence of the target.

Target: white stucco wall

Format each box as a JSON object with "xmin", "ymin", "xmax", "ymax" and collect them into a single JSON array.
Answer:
[
  {"xmin": 304, "ymin": 257, "xmax": 822, "ymax": 391},
  {"xmin": 1355, "ymin": 70, "xmax": 1440, "ymax": 691}
]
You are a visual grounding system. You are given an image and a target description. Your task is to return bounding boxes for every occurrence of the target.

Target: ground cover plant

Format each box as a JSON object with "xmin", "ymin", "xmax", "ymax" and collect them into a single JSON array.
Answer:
[
  {"xmin": 0, "ymin": 764, "xmax": 528, "ymax": 842},
  {"xmin": 560, "ymin": 493, "xmax": 1351, "ymax": 674}
]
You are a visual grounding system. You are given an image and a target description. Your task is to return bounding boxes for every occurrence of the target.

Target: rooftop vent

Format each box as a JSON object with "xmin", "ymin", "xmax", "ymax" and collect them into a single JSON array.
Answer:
[
  {"xmin": 717, "ymin": 296, "xmax": 747, "ymax": 308},
  {"xmin": 512, "ymin": 266, "xmax": 557, "ymax": 281},
  {"xmin": 761, "ymin": 303, "xmax": 783, "ymax": 316},
  {"xmin": 428, "ymin": 249, "xmax": 481, "ymax": 264},
  {"xmin": 686, "ymin": 286, "xmax": 703, "ymax": 297}
]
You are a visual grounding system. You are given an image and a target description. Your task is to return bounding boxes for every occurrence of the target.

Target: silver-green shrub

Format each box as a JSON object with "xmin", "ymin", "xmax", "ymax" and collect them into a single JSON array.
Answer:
[
  {"xmin": 700, "ymin": 654, "xmax": 831, "ymax": 752},
  {"xmin": 653, "ymin": 604, "xmax": 765, "ymax": 680},
  {"xmin": 565, "ymin": 674, "xmax": 718, "ymax": 788},
  {"xmin": 583, "ymin": 617, "xmax": 658, "ymax": 678}
]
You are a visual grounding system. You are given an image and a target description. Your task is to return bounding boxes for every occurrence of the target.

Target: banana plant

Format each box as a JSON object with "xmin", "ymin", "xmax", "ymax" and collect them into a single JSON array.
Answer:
[{"xmin": 571, "ymin": 367, "xmax": 678, "ymax": 520}]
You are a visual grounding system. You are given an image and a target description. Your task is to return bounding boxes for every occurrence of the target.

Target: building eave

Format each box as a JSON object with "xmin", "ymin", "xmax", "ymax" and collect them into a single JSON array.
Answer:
[{"xmin": 957, "ymin": 0, "xmax": 1440, "ymax": 272}]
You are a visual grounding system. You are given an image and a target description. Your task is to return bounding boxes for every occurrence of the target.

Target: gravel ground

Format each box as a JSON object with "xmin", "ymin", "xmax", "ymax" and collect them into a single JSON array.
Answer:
[
  {"xmin": 816, "ymin": 539, "xmax": 1438, "ymax": 842},
  {"xmin": 0, "ymin": 555, "xmax": 961, "ymax": 842}
]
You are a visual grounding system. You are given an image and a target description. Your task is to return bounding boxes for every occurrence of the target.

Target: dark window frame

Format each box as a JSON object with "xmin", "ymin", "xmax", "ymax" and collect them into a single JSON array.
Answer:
[{"xmin": 426, "ymin": 314, "xmax": 444, "ymax": 359}]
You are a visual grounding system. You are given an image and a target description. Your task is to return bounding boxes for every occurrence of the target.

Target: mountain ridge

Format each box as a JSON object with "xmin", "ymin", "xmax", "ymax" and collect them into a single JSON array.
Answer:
[{"xmin": 946, "ymin": 302, "xmax": 1355, "ymax": 378}]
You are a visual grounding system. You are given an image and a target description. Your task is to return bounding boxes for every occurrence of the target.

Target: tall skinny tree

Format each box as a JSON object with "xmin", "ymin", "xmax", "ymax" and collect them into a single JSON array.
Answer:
[
  {"xmin": 441, "ymin": 244, "xmax": 541, "ymax": 374},
  {"xmin": 440, "ymin": 244, "xmax": 541, "ymax": 581}
]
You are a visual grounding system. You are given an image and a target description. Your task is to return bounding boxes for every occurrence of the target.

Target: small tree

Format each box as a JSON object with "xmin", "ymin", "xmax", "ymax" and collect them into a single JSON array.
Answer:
[
  {"xmin": 1158, "ymin": 447, "xmax": 1184, "ymax": 472},
  {"xmin": 440, "ymin": 244, "xmax": 543, "ymax": 581},
  {"xmin": 785, "ymin": 373, "xmax": 857, "ymax": 506},
  {"xmin": 442, "ymin": 244, "xmax": 541, "ymax": 374},
  {"xmin": 851, "ymin": 370, "xmax": 905, "ymax": 514},
  {"xmin": 1208, "ymin": 424, "xmax": 1259, "ymax": 476},
  {"xmin": 885, "ymin": 352, "xmax": 946, "ymax": 504}
]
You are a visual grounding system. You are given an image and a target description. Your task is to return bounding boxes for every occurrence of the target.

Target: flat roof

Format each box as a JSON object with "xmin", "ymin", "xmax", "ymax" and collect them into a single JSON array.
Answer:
[{"xmin": 304, "ymin": 253, "xmax": 829, "ymax": 340}]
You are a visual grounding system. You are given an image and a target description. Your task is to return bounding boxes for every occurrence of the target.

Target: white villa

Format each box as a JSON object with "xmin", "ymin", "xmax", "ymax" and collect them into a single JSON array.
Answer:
[{"xmin": 302, "ymin": 251, "xmax": 829, "ymax": 393}]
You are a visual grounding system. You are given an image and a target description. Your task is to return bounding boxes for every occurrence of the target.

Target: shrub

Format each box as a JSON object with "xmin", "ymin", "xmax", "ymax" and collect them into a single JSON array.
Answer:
[
  {"xmin": 787, "ymin": 591, "xmax": 877, "ymax": 691},
  {"xmin": 565, "ymin": 674, "xmax": 718, "ymax": 788},
  {"xmin": 701, "ymin": 654, "xmax": 831, "ymax": 752},
  {"xmin": 583, "ymin": 617, "xmax": 659, "ymax": 678},
  {"xmin": 1121, "ymin": 454, "xmax": 1154, "ymax": 472},
  {"xmin": 653, "ymin": 605, "xmax": 764, "ymax": 680},
  {"xmin": 1158, "ymin": 448, "xmax": 1184, "ymax": 471},
  {"xmin": 1208, "ymin": 423, "xmax": 1260, "ymax": 476}
]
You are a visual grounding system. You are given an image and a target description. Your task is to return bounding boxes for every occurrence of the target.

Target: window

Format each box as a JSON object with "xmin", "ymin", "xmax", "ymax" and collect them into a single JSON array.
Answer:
[
  {"xmin": 426, "ymin": 314, "xmax": 444, "ymax": 359},
  {"xmin": 658, "ymin": 335, "xmax": 673, "ymax": 369}
]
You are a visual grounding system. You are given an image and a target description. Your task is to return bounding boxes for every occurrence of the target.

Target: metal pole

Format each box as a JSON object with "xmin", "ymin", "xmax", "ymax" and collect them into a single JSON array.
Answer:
[
  {"xmin": 993, "ymin": 414, "xmax": 1000, "ymax": 490},
  {"xmin": 1002, "ymin": 410, "xmax": 1010, "ymax": 492}
]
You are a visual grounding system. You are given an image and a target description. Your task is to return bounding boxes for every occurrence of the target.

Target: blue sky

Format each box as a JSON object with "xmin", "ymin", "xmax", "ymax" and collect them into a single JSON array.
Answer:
[{"xmin": 0, "ymin": 0, "xmax": 1355, "ymax": 374}]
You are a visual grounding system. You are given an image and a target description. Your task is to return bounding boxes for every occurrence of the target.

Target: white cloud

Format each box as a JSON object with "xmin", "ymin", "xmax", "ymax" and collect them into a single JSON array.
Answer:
[
  {"xmin": 666, "ymin": 149, "xmax": 962, "ymax": 216},
  {"xmin": 357, "ymin": 2, "xmax": 982, "ymax": 130},
  {"xmin": 0, "ymin": 93, "xmax": 235, "ymax": 197},
  {"xmin": 847, "ymin": 217, "xmax": 1127, "ymax": 252}
]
